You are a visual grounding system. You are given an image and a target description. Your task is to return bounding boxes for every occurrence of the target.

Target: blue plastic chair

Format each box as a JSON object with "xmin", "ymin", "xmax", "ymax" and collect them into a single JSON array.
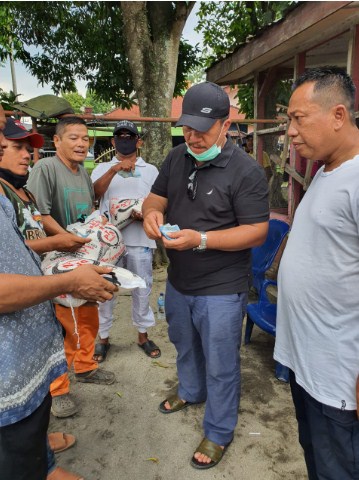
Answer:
[
  {"xmin": 251, "ymin": 219, "xmax": 289, "ymax": 293},
  {"xmin": 245, "ymin": 279, "xmax": 289, "ymax": 382}
]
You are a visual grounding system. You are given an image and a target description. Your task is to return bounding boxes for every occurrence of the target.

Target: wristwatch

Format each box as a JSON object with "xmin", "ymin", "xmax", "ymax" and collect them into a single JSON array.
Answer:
[{"xmin": 193, "ymin": 231, "xmax": 207, "ymax": 252}]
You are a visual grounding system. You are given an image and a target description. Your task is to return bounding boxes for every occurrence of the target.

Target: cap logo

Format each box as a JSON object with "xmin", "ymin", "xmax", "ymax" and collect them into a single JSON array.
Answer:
[
  {"xmin": 14, "ymin": 119, "xmax": 27, "ymax": 131},
  {"xmin": 200, "ymin": 108, "xmax": 212, "ymax": 114}
]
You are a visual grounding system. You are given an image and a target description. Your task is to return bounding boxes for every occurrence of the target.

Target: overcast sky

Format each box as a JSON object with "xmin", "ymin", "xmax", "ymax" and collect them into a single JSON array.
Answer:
[{"xmin": 0, "ymin": 3, "xmax": 202, "ymax": 101}]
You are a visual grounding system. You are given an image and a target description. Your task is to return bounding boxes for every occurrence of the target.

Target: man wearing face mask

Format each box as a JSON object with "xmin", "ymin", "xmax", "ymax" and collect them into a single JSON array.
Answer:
[
  {"xmin": 143, "ymin": 82, "xmax": 269, "ymax": 469},
  {"xmin": 91, "ymin": 121, "xmax": 160, "ymax": 361}
]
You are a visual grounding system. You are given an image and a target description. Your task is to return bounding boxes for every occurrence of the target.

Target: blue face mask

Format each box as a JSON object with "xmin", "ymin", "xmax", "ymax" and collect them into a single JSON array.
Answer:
[{"xmin": 186, "ymin": 124, "xmax": 224, "ymax": 162}]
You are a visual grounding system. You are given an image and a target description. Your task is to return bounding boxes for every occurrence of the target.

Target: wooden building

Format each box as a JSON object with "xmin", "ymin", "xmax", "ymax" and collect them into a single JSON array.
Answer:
[{"xmin": 206, "ymin": 1, "xmax": 359, "ymax": 220}]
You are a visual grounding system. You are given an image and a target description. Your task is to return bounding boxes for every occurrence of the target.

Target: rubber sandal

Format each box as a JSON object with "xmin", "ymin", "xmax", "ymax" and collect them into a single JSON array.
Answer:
[
  {"xmin": 93, "ymin": 342, "xmax": 110, "ymax": 363},
  {"xmin": 75, "ymin": 368, "xmax": 115, "ymax": 385},
  {"xmin": 158, "ymin": 394, "xmax": 200, "ymax": 414},
  {"xmin": 47, "ymin": 466, "xmax": 84, "ymax": 480},
  {"xmin": 48, "ymin": 432, "xmax": 76, "ymax": 453},
  {"xmin": 190, "ymin": 437, "xmax": 232, "ymax": 470},
  {"xmin": 138, "ymin": 339, "xmax": 161, "ymax": 358},
  {"xmin": 51, "ymin": 394, "xmax": 77, "ymax": 418}
]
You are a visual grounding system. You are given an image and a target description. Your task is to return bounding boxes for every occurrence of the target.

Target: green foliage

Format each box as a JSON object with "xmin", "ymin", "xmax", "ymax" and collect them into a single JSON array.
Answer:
[
  {"xmin": 234, "ymin": 79, "xmax": 292, "ymax": 118},
  {"xmin": 196, "ymin": 1, "xmax": 293, "ymax": 67},
  {"xmin": 0, "ymin": 88, "xmax": 20, "ymax": 110},
  {"xmin": 84, "ymin": 91, "xmax": 113, "ymax": 114},
  {"xmin": 0, "ymin": 1, "xmax": 198, "ymax": 106},
  {"xmin": 176, "ymin": 40, "xmax": 201, "ymax": 96},
  {"xmin": 235, "ymin": 83, "xmax": 254, "ymax": 118},
  {"xmin": 273, "ymin": 79, "xmax": 292, "ymax": 108},
  {"xmin": 61, "ymin": 90, "xmax": 113, "ymax": 114},
  {"xmin": 196, "ymin": 1, "xmax": 293, "ymax": 118},
  {"xmin": 61, "ymin": 91, "xmax": 85, "ymax": 114},
  {"xmin": 0, "ymin": 3, "xmax": 23, "ymax": 62},
  {"xmin": 185, "ymin": 61, "xmax": 206, "ymax": 87}
]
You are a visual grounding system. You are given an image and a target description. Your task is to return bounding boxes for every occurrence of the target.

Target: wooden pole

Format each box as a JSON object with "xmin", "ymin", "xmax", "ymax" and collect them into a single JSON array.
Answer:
[
  {"xmin": 4, "ymin": 110, "xmax": 287, "ymax": 125},
  {"xmin": 280, "ymin": 121, "xmax": 290, "ymax": 169},
  {"xmin": 31, "ymin": 117, "xmax": 39, "ymax": 163}
]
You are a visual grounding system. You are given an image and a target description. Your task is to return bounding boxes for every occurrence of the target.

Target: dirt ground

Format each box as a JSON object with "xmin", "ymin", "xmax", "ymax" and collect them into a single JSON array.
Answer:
[{"xmin": 50, "ymin": 266, "xmax": 307, "ymax": 480}]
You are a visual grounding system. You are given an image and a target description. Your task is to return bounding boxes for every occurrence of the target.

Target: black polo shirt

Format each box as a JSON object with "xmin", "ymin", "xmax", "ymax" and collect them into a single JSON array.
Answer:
[{"xmin": 151, "ymin": 139, "xmax": 269, "ymax": 295}]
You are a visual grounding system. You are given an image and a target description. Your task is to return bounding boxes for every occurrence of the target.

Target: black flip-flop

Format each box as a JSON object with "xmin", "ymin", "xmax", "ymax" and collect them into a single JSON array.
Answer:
[
  {"xmin": 93, "ymin": 342, "xmax": 110, "ymax": 363},
  {"xmin": 138, "ymin": 339, "xmax": 161, "ymax": 358}
]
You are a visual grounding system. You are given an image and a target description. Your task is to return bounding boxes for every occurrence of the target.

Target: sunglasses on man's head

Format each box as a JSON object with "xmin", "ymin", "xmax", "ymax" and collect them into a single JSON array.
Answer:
[
  {"xmin": 116, "ymin": 132, "xmax": 137, "ymax": 139},
  {"xmin": 187, "ymin": 168, "xmax": 198, "ymax": 200}
]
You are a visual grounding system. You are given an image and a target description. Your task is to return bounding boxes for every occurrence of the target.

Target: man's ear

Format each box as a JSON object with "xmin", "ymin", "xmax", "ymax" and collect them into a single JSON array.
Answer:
[
  {"xmin": 136, "ymin": 138, "xmax": 144, "ymax": 149},
  {"xmin": 222, "ymin": 118, "xmax": 232, "ymax": 134},
  {"xmin": 333, "ymin": 105, "xmax": 346, "ymax": 131},
  {"xmin": 111, "ymin": 137, "xmax": 115, "ymax": 148},
  {"xmin": 53, "ymin": 134, "xmax": 60, "ymax": 148}
]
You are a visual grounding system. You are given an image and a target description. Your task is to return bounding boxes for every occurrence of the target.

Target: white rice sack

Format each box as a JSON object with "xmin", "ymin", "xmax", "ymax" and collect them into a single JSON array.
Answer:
[
  {"xmin": 66, "ymin": 212, "xmax": 126, "ymax": 264},
  {"xmin": 43, "ymin": 260, "xmax": 146, "ymax": 308},
  {"xmin": 45, "ymin": 258, "xmax": 101, "ymax": 308},
  {"xmin": 41, "ymin": 212, "xmax": 134, "ymax": 307},
  {"xmin": 109, "ymin": 198, "xmax": 144, "ymax": 230}
]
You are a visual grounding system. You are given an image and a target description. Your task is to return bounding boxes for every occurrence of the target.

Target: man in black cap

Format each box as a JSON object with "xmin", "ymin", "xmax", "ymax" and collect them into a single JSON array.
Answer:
[
  {"xmin": 91, "ymin": 120, "xmax": 160, "ymax": 361},
  {"xmin": 143, "ymin": 82, "xmax": 269, "ymax": 469}
]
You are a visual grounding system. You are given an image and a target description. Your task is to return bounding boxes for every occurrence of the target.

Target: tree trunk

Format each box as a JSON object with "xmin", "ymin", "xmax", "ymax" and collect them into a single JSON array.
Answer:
[{"xmin": 120, "ymin": 1, "xmax": 194, "ymax": 168}]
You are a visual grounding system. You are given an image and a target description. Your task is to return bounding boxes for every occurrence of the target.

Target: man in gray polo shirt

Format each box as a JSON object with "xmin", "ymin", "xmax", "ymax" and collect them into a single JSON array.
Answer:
[{"xmin": 143, "ymin": 82, "xmax": 269, "ymax": 469}]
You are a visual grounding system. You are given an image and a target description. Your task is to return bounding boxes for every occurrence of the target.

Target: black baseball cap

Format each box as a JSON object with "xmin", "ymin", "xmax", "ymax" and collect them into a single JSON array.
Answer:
[
  {"xmin": 3, "ymin": 117, "xmax": 44, "ymax": 148},
  {"xmin": 176, "ymin": 82, "xmax": 230, "ymax": 132},
  {"xmin": 113, "ymin": 120, "xmax": 139, "ymax": 136}
]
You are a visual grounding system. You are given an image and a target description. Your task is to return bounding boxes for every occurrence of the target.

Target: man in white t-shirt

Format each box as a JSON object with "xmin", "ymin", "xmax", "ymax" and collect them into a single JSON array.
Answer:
[
  {"xmin": 274, "ymin": 66, "xmax": 359, "ymax": 480},
  {"xmin": 91, "ymin": 121, "xmax": 160, "ymax": 360}
]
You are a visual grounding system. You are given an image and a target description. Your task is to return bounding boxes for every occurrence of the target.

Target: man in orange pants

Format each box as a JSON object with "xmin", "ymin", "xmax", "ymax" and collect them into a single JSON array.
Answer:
[{"xmin": 28, "ymin": 117, "xmax": 115, "ymax": 418}]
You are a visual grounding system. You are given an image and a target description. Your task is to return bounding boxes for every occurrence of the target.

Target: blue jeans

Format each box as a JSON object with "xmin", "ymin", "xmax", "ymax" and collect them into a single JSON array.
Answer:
[
  {"xmin": 165, "ymin": 281, "xmax": 247, "ymax": 445},
  {"xmin": 290, "ymin": 370, "xmax": 359, "ymax": 480}
]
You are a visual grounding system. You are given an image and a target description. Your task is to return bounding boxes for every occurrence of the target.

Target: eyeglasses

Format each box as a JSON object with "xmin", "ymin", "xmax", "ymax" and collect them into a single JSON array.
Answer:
[
  {"xmin": 116, "ymin": 133, "xmax": 136, "ymax": 139},
  {"xmin": 187, "ymin": 168, "xmax": 198, "ymax": 200}
]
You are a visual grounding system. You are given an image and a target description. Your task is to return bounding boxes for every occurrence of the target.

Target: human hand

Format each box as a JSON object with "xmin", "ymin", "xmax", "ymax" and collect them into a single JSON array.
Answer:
[
  {"xmin": 131, "ymin": 210, "xmax": 143, "ymax": 221},
  {"xmin": 162, "ymin": 229, "xmax": 201, "ymax": 251},
  {"xmin": 66, "ymin": 265, "xmax": 118, "ymax": 303},
  {"xmin": 143, "ymin": 210, "xmax": 164, "ymax": 239},
  {"xmin": 53, "ymin": 232, "xmax": 91, "ymax": 252},
  {"xmin": 112, "ymin": 160, "xmax": 134, "ymax": 172}
]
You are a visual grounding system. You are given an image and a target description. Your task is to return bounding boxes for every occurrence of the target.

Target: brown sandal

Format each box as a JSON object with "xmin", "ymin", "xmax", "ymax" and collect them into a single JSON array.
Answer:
[
  {"xmin": 48, "ymin": 432, "xmax": 76, "ymax": 453},
  {"xmin": 190, "ymin": 437, "xmax": 232, "ymax": 469},
  {"xmin": 158, "ymin": 394, "xmax": 202, "ymax": 414},
  {"xmin": 47, "ymin": 466, "xmax": 84, "ymax": 480}
]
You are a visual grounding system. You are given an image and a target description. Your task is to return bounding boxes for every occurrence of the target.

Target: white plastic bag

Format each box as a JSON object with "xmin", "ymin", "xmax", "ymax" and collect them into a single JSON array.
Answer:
[
  {"xmin": 109, "ymin": 198, "xmax": 144, "ymax": 230},
  {"xmin": 41, "ymin": 212, "xmax": 145, "ymax": 307},
  {"xmin": 48, "ymin": 261, "xmax": 146, "ymax": 308}
]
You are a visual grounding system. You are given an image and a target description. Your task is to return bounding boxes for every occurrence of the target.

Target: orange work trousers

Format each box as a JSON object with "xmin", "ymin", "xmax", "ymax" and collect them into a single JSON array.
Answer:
[{"xmin": 50, "ymin": 303, "xmax": 99, "ymax": 397}]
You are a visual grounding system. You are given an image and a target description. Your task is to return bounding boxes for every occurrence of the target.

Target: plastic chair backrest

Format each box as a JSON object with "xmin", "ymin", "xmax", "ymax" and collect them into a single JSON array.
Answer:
[
  {"xmin": 246, "ymin": 279, "xmax": 289, "ymax": 382},
  {"xmin": 251, "ymin": 219, "xmax": 289, "ymax": 291},
  {"xmin": 247, "ymin": 279, "xmax": 278, "ymax": 337}
]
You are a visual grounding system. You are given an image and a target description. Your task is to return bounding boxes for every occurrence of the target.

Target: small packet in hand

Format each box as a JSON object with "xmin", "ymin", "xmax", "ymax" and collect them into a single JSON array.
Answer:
[
  {"xmin": 117, "ymin": 166, "xmax": 141, "ymax": 178},
  {"xmin": 160, "ymin": 223, "xmax": 180, "ymax": 240}
]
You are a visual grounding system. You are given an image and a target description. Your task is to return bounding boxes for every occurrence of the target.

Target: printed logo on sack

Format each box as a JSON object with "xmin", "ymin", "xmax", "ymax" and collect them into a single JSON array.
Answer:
[{"xmin": 200, "ymin": 108, "xmax": 212, "ymax": 114}]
